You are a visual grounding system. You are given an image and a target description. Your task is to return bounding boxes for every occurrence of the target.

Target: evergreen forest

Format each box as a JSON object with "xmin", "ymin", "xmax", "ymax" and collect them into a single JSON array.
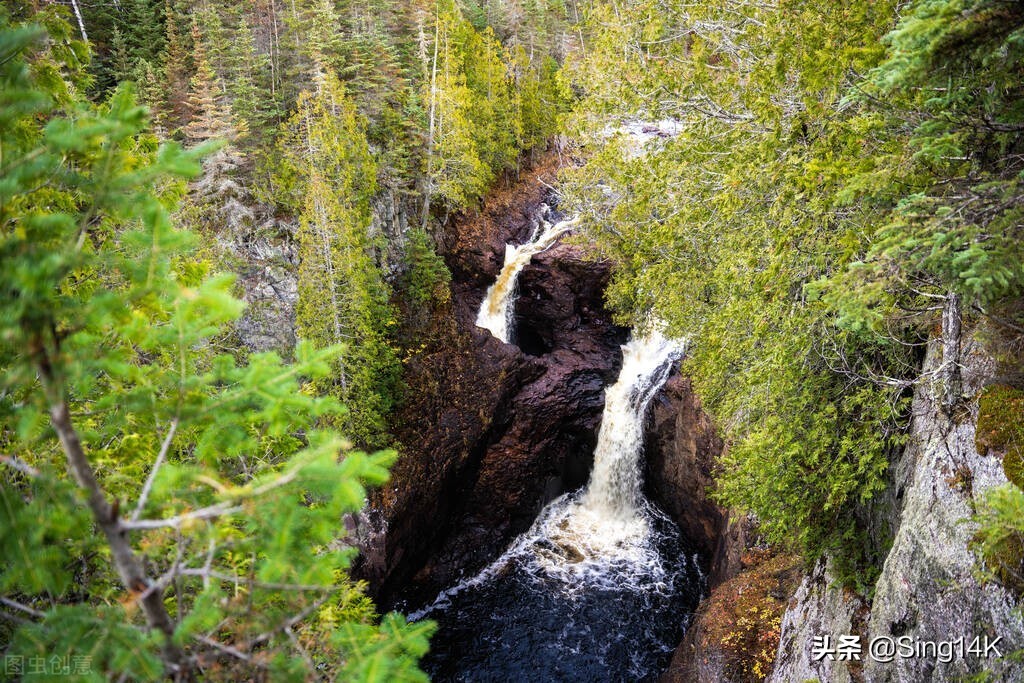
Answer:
[{"xmin": 1, "ymin": 0, "xmax": 1022, "ymax": 680}]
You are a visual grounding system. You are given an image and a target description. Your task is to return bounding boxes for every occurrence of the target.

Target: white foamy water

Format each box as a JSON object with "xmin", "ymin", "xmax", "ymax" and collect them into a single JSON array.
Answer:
[
  {"xmin": 411, "ymin": 326, "xmax": 686, "ymax": 620},
  {"xmin": 476, "ymin": 208, "xmax": 580, "ymax": 343},
  {"xmin": 600, "ymin": 118, "xmax": 685, "ymax": 158},
  {"xmin": 582, "ymin": 328, "xmax": 685, "ymax": 519}
]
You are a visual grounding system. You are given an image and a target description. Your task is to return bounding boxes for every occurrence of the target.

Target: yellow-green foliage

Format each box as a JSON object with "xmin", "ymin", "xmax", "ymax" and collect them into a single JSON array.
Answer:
[
  {"xmin": 0, "ymin": 15, "xmax": 431, "ymax": 680},
  {"xmin": 973, "ymin": 485, "xmax": 1024, "ymax": 596},
  {"xmin": 561, "ymin": 0, "xmax": 911, "ymax": 584},
  {"xmin": 698, "ymin": 550, "xmax": 803, "ymax": 682},
  {"xmin": 976, "ymin": 385, "xmax": 1024, "ymax": 489},
  {"xmin": 425, "ymin": 0, "xmax": 565, "ymax": 210},
  {"xmin": 276, "ymin": 72, "xmax": 401, "ymax": 450},
  {"xmin": 562, "ymin": 0, "xmax": 1024, "ymax": 585}
]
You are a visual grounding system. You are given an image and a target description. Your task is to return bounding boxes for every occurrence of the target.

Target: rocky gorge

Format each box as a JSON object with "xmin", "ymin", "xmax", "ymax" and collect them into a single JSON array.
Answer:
[
  {"xmin": 9, "ymin": 1, "xmax": 1023, "ymax": 680},
  {"xmin": 216, "ymin": 149, "xmax": 1024, "ymax": 680},
  {"xmin": 350, "ymin": 156, "xmax": 729, "ymax": 611}
]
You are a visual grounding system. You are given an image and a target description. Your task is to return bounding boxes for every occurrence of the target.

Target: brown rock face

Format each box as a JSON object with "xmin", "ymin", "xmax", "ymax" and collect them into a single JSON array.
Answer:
[
  {"xmin": 662, "ymin": 550, "xmax": 803, "ymax": 683},
  {"xmin": 645, "ymin": 374, "xmax": 727, "ymax": 571},
  {"xmin": 354, "ymin": 161, "xmax": 629, "ymax": 609},
  {"xmin": 646, "ymin": 378, "xmax": 809, "ymax": 683},
  {"xmin": 356, "ymin": 156, "xmax": 733, "ymax": 634}
]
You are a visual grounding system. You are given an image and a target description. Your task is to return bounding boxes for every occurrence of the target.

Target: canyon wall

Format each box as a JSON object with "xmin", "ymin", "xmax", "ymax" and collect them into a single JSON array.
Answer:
[
  {"xmin": 353, "ymin": 158, "xmax": 732, "ymax": 616},
  {"xmin": 770, "ymin": 335, "xmax": 1024, "ymax": 683},
  {"xmin": 354, "ymin": 160, "xmax": 634, "ymax": 608},
  {"xmin": 661, "ymin": 332, "xmax": 1024, "ymax": 683}
]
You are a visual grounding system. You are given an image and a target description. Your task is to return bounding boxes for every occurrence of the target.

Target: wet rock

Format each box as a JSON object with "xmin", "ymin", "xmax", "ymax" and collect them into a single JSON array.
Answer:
[
  {"xmin": 644, "ymin": 373, "xmax": 728, "ymax": 573},
  {"xmin": 440, "ymin": 158, "xmax": 559, "ymax": 299},
  {"xmin": 357, "ymin": 324, "xmax": 538, "ymax": 606},
  {"xmin": 647, "ymin": 376, "xmax": 762, "ymax": 683},
  {"xmin": 353, "ymin": 158, "xmax": 631, "ymax": 609}
]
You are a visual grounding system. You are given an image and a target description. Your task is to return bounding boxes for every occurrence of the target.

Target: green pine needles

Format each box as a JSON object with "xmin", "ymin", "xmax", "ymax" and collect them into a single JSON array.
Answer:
[
  {"xmin": 0, "ymin": 14, "xmax": 431, "ymax": 681},
  {"xmin": 278, "ymin": 71, "xmax": 402, "ymax": 451},
  {"xmin": 561, "ymin": 0, "xmax": 1024, "ymax": 586}
]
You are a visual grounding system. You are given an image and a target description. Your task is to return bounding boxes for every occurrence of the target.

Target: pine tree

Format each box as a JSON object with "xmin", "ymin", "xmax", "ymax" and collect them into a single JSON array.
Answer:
[
  {"xmin": 224, "ymin": 10, "xmax": 276, "ymax": 145},
  {"xmin": 513, "ymin": 48, "xmax": 563, "ymax": 156},
  {"xmin": 183, "ymin": 19, "xmax": 233, "ymax": 143},
  {"xmin": 123, "ymin": 0, "xmax": 165, "ymax": 65},
  {"xmin": 0, "ymin": 14, "xmax": 432, "ymax": 679},
  {"xmin": 463, "ymin": 24, "xmax": 519, "ymax": 173},
  {"xmin": 279, "ymin": 71, "xmax": 401, "ymax": 449},
  {"xmin": 132, "ymin": 57, "xmax": 167, "ymax": 126},
  {"xmin": 422, "ymin": 1, "xmax": 495, "ymax": 212},
  {"xmin": 104, "ymin": 25, "xmax": 126, "ymax": 80},
  {"xmin": 279, "ymin": 0, "xmax": 346, "ymax": 96},
  {"xmin": 162, "ymin": 0, "xmax": 191, "ymax": 128}
]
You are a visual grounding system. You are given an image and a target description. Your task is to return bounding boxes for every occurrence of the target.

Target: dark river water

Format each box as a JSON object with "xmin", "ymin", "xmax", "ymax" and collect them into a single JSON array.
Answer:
[
  {"xmin": 419, "ymin": 324, "xmax": 704, "ymax": 681},
  {"xmin": 413, "ymin": 496, "xmax": 704, "ymax": 682}
]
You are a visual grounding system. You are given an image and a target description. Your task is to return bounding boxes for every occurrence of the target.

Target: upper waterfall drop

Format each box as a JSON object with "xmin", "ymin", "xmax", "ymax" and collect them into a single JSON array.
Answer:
[{"xmin": 476, "ymin": 207, "xmax": 580, "ymax": 343}]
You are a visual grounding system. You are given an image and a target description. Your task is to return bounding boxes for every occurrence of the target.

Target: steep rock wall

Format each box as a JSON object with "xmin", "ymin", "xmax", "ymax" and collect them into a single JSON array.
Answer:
[
  {"xmin": 770, "ymin": 335, "xmax": 1024, "ymax": 682},
  {"xmin": 353, "ymin": 160, "xmax": 638, "ymax": 609},
  {"xmin": 185, "ymin": 147, "xmax": 299, "ymax": 354},
  {"xmin": 355, "ymin": 159, "xmax": 731, "ymax": 612},
  {"xmin": 645, "ymin": 373, "xmax": 733, "ymax": 576},
  {"xmin": 189, "ymin": 148, "xmax": 422, "ymax": 355}
]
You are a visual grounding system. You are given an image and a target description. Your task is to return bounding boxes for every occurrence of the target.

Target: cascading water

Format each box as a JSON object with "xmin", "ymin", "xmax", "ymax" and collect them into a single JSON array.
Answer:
[
  {"xmin": 412, "ymin": 328, "xmax": 704, "ymax": 681},
  {"xmin": 476, "ymin": 206, "xmax": 580, "ymax": 343}
]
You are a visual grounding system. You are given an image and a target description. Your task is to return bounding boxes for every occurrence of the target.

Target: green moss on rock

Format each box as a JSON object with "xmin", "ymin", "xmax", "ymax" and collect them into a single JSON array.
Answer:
[
  {"xmin": 972, "ymin": 484, "xmax": 1024, "ymax": 597},
  {"xmin": 975, "ymin": 385, "xmax": 1024, "ymax": 489}
]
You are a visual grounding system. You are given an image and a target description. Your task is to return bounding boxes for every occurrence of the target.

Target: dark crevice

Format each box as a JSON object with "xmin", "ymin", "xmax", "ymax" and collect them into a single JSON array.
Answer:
[{"xmin": 514, "ymin": 318, "xmax": 555, "ymax": 356}]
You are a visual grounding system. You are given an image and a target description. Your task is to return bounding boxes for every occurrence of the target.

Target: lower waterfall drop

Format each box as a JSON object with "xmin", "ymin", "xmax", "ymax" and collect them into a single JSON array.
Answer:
[
  {"xmin": 412, "ymin": 327, "xmax": 704, "ymax": 681},
  {"xmin": 476, "ymin": 207, "xmax": 580, "ymax": 344}
]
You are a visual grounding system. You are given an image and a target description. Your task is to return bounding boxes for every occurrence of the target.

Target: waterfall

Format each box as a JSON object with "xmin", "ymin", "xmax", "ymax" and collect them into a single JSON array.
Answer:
[
  {"xmin": 579, "ymin": 329, "xmax": 685, "ymax": 521},
  {"xmin": 532, "ymin": 327, "xmax": 685, "ymax": 567},
  {"xmin": 476, "ymin": 209, "xmax": 580, "ymax": 343},
  {"xmin": 411, "ymin": 326, "xmax": 699, "ymax": 679}
]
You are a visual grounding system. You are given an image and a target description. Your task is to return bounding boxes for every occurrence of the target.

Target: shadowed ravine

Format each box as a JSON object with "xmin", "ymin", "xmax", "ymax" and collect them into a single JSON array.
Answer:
[{"xmin": 409, "ymin": 264, "xmax": 704, "ymax": 680}]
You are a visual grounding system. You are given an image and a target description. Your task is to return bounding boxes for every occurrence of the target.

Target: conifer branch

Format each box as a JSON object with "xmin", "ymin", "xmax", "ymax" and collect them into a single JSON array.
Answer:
[
  {"xmin": 131, "ymin": 417, "xmax": 178, "ymax": 522},
  {"xmin": 32, "ymin": 339, "xmax": 185, "ymax": 672},
  {"xmin": 0, "ymin": 596, "xmax": 44, "ymax": 619},
  {"xmin": 0, "ymin": 455, "xmax": 39, "ymax": 478}
]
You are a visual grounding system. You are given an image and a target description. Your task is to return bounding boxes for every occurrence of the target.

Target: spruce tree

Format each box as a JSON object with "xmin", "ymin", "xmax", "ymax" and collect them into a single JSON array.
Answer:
[
  {"xmin": 183, "ymin": 19, "xmax": 233, "ymax": 144},
  {"xmin": 423, "ymin": 1, "xmax": 493, "ymax": 210},
  {"xmin": 0, "ymin": 15, "xmax": 431, "ymax": 680},
  {"xmin": 278, "ymin": 71, "xmax": 402, "ymax": 450},
  {"xmin": 162, "ymin": 0, "xmax": 191, "ymax": 129}
]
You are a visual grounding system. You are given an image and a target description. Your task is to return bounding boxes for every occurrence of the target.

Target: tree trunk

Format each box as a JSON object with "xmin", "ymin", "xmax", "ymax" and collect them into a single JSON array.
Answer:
[
  {"xmin": 36, "ymin": 348, "xmax": 185, "ymax": 673},
  {"xmin": 68, "ymin": 0, "xmax": 88, "ymax": 44},
  {"xmin": 941, "ymin": 291, "xmax": 963, "ymax": 415},
  {"xmin": 420, "ymin": 12, "xmax": 439, "ymax": 232}
]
